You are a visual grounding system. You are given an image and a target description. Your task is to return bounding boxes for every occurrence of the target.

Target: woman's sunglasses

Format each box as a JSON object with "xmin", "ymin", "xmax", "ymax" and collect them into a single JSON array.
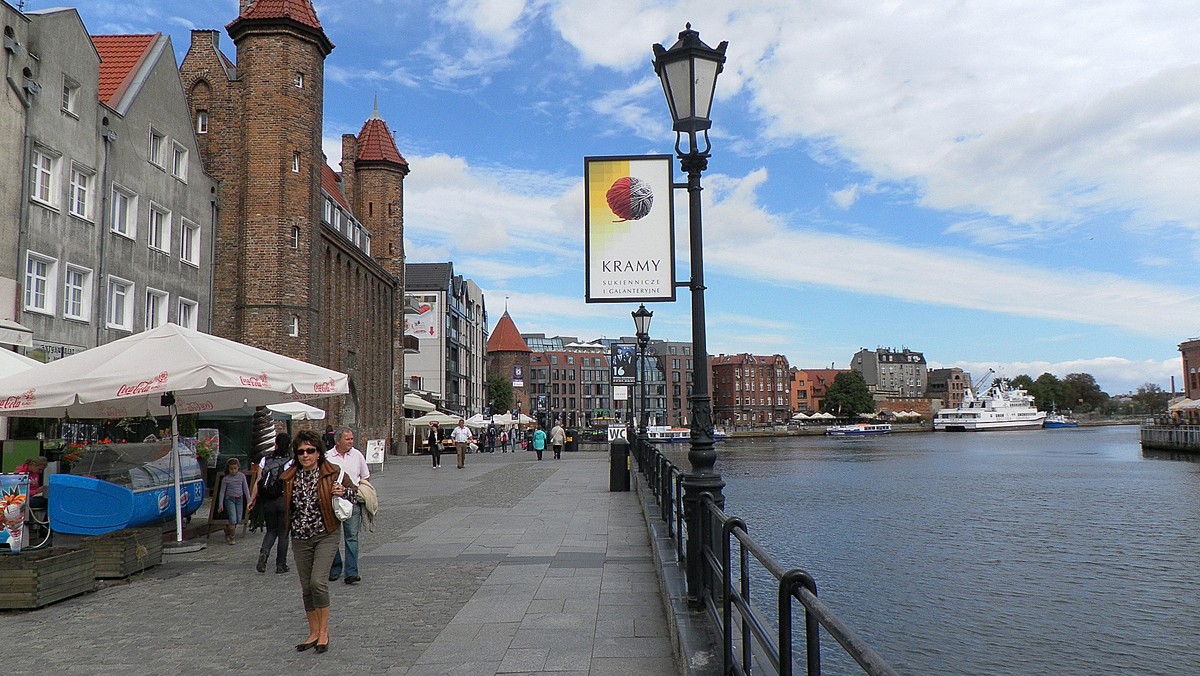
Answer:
[{"xmin": 296, "ymin": 447, "xmax": 319, "ymax": 455}]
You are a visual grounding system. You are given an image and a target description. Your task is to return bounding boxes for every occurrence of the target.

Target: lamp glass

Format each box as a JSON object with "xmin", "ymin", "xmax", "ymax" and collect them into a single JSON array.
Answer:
[{"xmin": 632, "ymin": 305, "xmax": 653, "ymax": 337}]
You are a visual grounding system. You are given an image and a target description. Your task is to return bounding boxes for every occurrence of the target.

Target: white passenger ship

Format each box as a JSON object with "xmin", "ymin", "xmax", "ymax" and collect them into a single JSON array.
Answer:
[{"xmin": 933, "ymin": 383, "xmax": 1046, "ymax": 431}]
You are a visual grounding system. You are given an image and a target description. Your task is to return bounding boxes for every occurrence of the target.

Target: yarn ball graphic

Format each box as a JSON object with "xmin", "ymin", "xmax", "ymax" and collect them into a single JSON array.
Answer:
[{"xmin": 605, "ymin": 176, "xmax": 654, "ymax": 222}]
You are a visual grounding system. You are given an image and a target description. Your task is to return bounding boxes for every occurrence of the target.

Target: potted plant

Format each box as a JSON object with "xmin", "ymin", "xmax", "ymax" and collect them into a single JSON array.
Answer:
[{"xmin": 196, "ymin": 437, "xmax": 218, "ymax": 467}]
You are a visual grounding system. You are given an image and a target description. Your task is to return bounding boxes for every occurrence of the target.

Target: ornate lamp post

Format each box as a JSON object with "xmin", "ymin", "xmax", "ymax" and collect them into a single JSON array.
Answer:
[
  {"xmin": 652, "ymin": 24, "xmax": 727, "ymax": 608},
  {"xmin": 632, "ymin": 304, "xmax": 653, "ymax": 460}
]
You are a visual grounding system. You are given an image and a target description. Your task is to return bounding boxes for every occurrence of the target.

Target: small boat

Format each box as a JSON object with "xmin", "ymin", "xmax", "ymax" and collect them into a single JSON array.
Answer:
[
  {"xmin": 1043, "ymin": 413, "xmax": 1079, "ymax": 429},
  {"xmin": 647, "ymin": 426, "xmax": 690, "ymax": 443},
  {"xmin": 826, "ymin": 423, "xmax": 892, "ymax": 436}
]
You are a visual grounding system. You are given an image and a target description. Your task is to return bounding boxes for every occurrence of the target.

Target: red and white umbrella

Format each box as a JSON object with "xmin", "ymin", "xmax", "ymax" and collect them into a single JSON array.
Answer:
[{"xmin": 0, "ymin": 323, "xmax": 348, "ymax": 541}]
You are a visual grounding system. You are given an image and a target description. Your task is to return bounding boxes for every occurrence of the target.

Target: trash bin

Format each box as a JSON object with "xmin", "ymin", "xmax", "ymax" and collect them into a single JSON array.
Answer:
[
  {"xmin": 609, "ymin": 438, "xmax": 630, "ymax": 492},
  {"xmin": 565, "ymin": 429, "xmax": 578, "ymax": 453}
]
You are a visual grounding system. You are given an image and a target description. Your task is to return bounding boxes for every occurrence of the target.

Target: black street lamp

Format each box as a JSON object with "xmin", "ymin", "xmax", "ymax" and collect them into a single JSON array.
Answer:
[
  {"xmin": 653, "ymin": 24, "xmax": 727, "ymax": 609},
  {"xmin": 632, "ymin": 304, "xmax": 653, "ymax": 457}
]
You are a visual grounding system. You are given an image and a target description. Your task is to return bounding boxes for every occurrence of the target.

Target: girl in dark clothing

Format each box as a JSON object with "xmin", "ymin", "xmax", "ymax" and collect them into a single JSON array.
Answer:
[
  {"xmin": 248, "ymin": 432, "xmax": 292, "ymax": 573},
  {"xmin": 427, "ymin": 422, "xmax": 442, "ymax": 468}
]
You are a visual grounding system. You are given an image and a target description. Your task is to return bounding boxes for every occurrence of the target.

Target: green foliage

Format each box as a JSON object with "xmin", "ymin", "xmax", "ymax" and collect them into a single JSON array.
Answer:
[
  {"xmin": 486, "ymin": 372, "xmax": 514, "ymax": 413},
  {"xmin": 822, "ymin": 371, "xmax": 875, "ymax": 417},
  {"xmin": 1062, "ymin": 373, "xmax": 1108, "ymax": 412},
  {"xmin": 1131, "ymin": 383, "xmax": 1170, "ymax": 414}
]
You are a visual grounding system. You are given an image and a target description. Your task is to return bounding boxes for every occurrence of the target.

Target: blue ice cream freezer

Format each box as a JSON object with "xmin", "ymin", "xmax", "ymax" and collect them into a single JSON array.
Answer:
[{"xmin": 48, "ymin": 440, "xmax": 206, "ymax": 536}]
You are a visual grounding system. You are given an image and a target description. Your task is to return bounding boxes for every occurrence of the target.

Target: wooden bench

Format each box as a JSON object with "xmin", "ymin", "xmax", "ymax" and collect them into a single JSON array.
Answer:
[{"xmin": 0, "ymin": 547, "xmax": 96, "ymax": 609}]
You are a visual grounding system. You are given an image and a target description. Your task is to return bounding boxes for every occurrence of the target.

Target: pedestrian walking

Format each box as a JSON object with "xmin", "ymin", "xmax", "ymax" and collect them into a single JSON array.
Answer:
[
  {"xmin": 499, "ymin": 429, "xmax": 508, "ymax": 453},
  {"xmin": 451, "ymin": 418, "xmax": 473, "ymax": 469},
  {"xmin": 283, "ymin": 430, "xmax": 357, "ymax": 654},
  {"xmin": 322, "ymin": 424, "xmax": 336, "ymax": 451},
  {"xmin": 532, "ymin": 424, "xmax": 547, "ymax": 460},
  {"xmin": 325, "ymin": 428, "xmax": 369, "ymax": 585},
  {"xmin": 248, "ymin": 432, "xmax": 292, "ymax": 574},
  {"xmin": 427, "ymin": 421, "xmax": 442, "ymax": 468},
  {"xmin": 550, "ymin": 420, "xmax": 566, "ymax": 460},
  {"xmin": 486, "ymin": 423, "xmax": 497, "ymax": 453},
  {"xmin": 217, "ymin": 458, "xmax": 250, "ymax": 545}
]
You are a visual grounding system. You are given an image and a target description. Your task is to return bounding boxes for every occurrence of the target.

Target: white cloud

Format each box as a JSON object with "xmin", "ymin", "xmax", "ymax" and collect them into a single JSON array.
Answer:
[{"xmin": 939, "ymin": 357, "xmax": 1180, "ymax": 396}]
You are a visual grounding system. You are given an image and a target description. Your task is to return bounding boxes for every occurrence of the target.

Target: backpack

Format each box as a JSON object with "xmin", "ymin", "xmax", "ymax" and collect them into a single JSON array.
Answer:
[{"xmin": 258, "ymin": 456, "xmax": 287, "ymax": 500}]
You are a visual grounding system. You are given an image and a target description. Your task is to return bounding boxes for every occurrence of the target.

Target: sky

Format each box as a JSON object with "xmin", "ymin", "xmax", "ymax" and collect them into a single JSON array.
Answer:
[{"xmin": 51, "ymin": 0, "xmax": 1200, "ymax": 396}]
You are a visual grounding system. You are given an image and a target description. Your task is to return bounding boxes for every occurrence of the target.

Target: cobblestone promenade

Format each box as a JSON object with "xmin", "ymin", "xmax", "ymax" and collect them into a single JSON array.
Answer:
[{"xmin": 0, "ymin": 451, "xmax": 679, "ymax": 675}]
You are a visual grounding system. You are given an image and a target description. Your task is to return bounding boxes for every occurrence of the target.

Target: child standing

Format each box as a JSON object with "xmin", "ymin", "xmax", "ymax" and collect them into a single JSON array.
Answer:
[{"xmin": 217, "ymin": 458, "xmax": 250, "ymax": 545}]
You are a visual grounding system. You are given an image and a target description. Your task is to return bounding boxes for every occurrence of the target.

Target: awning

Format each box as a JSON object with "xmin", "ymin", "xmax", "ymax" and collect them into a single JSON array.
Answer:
[
  {"xmin": 404, "ymin": 394, "xmax": 436, "ymax": 412},
  {"xmin": 0, "ymin": 318, "xmax": 33, "ymax": 348}
]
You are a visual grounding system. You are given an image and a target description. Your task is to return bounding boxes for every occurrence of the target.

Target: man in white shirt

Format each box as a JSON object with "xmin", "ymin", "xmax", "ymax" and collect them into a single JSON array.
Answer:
[
  {"xmin": 451, "ymin": 419, "xmax": 473, "ymax": 469},
  {"xmin": 325, "ymin": 428, "xmax": 369, "ymax": 585}
]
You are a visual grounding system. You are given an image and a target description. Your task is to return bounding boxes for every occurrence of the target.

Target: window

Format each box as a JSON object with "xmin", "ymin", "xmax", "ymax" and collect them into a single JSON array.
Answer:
[
  {"xmin": 181, "ymin": 220, "xmax": 200, "ymax": 266},
  {"xmin": 110, "ymin": 186, "xmax": 136, "ymax": 238},
  {"xmin": 294, "ymin": 72, "xmax": 304, "ymax": 88},
  {"xmin": 172, "ymin": 144, "xmax": 188, "ymax": 181},
  {"xmin": 289, "ymin": 226, "xmax": 300, "ymax": 249},
  {"xmin": 196, "ymin": 110, "xmax": 208, "ymax": 134},
  {"xmin": 149, "ymin": 128, "xmax": 165, "ymax": 166},
  {"xmin": 288, "ymin": 315, "xmax": 300, "ymax": 337},
  {"xmin": 323, "ymin": 198, "xmax": 334, "ymax": 224},
  {"xmin": 292, "ymin": 152, "xmax": 300, "ymax": 172},
  {"xmin": 68, "ymin": 165, "xmax": 92, "ymax": 220},
  {"xmin": 148, "ymin": 204, "xmax": 170, "ymax": 253},
  {"xmin": 61, "ymin": 77, "xmax": 79, "ymax": 115},
  {"xmin": 63, "ymin": 265, "xmax": 92, "ymax": 321},
  {"xmin": 145, "ymin": 288, "xmax": 168, "ymax": 329},
  {"xmin": 23, "ymin": 253, "xmax": 57, "ymax": 314},
  {"xmin": 106, "ymin": 277, "xmax": 133, "ymax": 331},
  {"xmin": 177, "ymin": 298, "xmax": 198, "ymax": 329},
  {"xmin": 30, "ymin": 147, "xmax": 57, "ymax": 206}
]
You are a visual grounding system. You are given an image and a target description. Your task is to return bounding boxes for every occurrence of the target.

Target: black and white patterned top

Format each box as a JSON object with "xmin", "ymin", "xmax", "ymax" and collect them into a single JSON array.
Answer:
[{"xmin": 289, "ymin": 467, "xmax": 326, "ymax": 539}]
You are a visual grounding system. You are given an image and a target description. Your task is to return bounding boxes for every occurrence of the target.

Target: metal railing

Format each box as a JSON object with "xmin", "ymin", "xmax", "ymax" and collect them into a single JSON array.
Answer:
[{"xmin": 633, "ymin": 439, "xmax": 897, "ymax": 675}]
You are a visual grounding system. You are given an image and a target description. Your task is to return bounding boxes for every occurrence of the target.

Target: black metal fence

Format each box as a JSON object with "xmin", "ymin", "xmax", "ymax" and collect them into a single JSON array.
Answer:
[{"xmin": 633, "ymin": 439, "xmax": 897, "ymax": 675}]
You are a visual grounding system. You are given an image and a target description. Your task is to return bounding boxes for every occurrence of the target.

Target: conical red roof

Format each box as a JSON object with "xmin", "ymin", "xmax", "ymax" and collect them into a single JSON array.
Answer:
[
  {"xmin": 487, "ymin": 312, "xmax": 530, "ymax": 353},
  {"xmin": 356, "ymin": 107, "xmax": 408, "ymax": 167},
  {"xmin": 234, "ymin": 0, "xmax": 322, "ymax": 30}
]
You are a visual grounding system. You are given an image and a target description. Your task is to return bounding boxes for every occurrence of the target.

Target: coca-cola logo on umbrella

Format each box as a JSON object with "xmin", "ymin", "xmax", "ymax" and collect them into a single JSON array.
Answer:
[
  {"xmin": 0, "ymin": 388, "xmax": 37, "ymax": 410},
  {"xmin": 239, "ymin": 372, "xmax": 269, "ymax": 388},
  {"xmin": 314, "ymin": 378, "xmax": 336, "ymax": 393},
  {"xmin": 116, "ymin": 372, "xmax": 169, "ymax": 397}
]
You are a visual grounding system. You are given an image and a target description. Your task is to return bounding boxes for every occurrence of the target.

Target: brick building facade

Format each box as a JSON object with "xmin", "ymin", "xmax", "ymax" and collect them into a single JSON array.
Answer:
[
  {"xmin": 178, "ymin": 0, "xmax": 407, "ymax": 444},
  {"xmin": 711, "ymin": 353, "xmax": 791, "ymax": 426}
]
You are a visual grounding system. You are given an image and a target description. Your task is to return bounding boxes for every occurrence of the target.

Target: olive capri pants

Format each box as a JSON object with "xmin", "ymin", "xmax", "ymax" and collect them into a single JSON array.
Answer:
[{"xmin": 291, "ymin": 529, "xmax": 341, "ymax": 611}]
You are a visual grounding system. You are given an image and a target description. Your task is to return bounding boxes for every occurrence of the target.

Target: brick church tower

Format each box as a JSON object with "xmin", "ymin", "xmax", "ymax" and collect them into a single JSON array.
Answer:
[{"xmin": 179, "ymin": 1, "xmax": 407, "ymax": 445}]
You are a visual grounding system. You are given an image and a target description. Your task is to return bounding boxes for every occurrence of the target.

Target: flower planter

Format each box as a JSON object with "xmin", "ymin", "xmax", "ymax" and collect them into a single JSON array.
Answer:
[
  {"xmin": 76, "ymin": 527, "xmax": 162, "ymax": 578},
  {"xmin": 0, "ymin": 547, "xmax": 96, "ymax": 609}
]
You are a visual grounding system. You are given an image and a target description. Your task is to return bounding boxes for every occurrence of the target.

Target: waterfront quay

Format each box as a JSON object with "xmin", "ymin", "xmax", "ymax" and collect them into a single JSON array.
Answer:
[{"xmin": 0, "ymin": 451, "xmax": 689, "ymax": 675}]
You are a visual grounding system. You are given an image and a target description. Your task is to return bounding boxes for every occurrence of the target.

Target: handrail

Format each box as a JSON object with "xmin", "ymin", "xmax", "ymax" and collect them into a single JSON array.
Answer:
[{"xmin": 633, "ymin": 438, "xmax": 897, "ymax": 675}]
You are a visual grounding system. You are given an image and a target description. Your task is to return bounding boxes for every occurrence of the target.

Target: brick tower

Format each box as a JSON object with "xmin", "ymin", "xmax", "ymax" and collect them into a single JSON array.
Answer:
[{"xmin": 180, "ymin": 1, "xmax": 405, "ymax": 444}]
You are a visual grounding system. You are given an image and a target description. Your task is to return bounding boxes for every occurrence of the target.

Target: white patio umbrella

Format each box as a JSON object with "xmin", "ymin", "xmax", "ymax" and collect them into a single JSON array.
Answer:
[
  {"xmin": 402, "ymin": 393, "xmax": 436, "ymax": 413},
  {"xmin": 407, "ymin": 411, "xmax": 462, "ymax": 427},
  {"xmin": 465, "ymin": 413, "xmax": 490, "ymax": 428},
  {"xmin": 266, "ymin": 401, "xmax": 326, "ymax": 420},
  {"xmin": 0, "ymin": 323, "xmax": 348, "ymax": 541},
  {"xmin": 0, "ymin": 349, "xmax": 40, "ymax": 378}
]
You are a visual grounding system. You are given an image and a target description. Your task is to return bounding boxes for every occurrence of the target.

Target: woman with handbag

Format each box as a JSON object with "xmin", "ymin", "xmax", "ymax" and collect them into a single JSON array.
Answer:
[{"xmin": 282, "ymin": 429, "xmax": 357, "ymax": 654}]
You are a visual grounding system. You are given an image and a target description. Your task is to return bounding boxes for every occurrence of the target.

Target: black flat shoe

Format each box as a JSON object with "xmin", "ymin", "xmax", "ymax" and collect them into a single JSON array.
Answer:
[
  {"xmin": 296, "ymin": 639, "xmax": 318, "ymax": 652},
  {"xmin": 344, "ymin": 575, "xmax": 360, "ymax": 585},
  {"xmin": 314, "ymin": 641, "xmax": 329, "ymax": 654}
]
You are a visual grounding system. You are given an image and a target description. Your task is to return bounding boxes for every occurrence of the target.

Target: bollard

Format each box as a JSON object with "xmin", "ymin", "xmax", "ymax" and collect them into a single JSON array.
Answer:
[{"xmin": 609, "ymin": 438, "xmax": 630, "ymax": 492}]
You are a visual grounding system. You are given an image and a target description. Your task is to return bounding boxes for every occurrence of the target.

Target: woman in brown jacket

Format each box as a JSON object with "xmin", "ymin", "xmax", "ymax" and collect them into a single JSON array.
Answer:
[{"xmin": 282, "ymin": 429, "xmax": 356, "ymax": 654}]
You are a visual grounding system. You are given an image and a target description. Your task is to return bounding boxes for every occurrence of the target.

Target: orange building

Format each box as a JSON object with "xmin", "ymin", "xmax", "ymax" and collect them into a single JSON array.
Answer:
[{"xmin": 790, "ymin": 368, "xmax": 849, "ymax": 413}]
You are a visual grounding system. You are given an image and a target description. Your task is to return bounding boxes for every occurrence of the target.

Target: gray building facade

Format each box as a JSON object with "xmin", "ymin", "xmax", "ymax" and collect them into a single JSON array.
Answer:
[
  {"xmin": 4, "ymin": 6, "xmax": 215, "ymax": 361},
  {"xmin": 851, "ymin": 347, "xmax": 928, "ymax": 398}
]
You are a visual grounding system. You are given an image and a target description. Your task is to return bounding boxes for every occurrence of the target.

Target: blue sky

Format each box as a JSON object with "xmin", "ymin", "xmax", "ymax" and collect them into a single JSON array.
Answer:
[{"xmin": 57, "ymin": 0, "xmax": 1200, "ymax": 395}]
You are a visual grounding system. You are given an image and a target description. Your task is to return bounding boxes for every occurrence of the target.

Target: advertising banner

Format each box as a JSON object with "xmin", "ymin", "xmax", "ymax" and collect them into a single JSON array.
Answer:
[
  {"xmin": 512, "ymin": 364, "xmax": 524, "ymax": 388},
  {"xmin": 0, "ymin": 474, "xmax": 30, "ymax": 552},
  {"xmin": 584, "ymin": 155, "xmax": 675, "ymax": 303},
  {"xmin": 404, "ymin": 297, "xmax": 439, "ymax": 340},
  {"xmin": 611, "ymin": 343, "xmax": 636, "ymax": 386}
]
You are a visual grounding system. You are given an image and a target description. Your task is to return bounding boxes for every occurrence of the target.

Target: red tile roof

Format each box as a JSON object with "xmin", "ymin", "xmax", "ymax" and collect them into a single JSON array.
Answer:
[
  {"xmin": 356, "ymin": 116, "xmax": 408, "ymax": 167},
  {"xmin": 322, "ymin": 163, "xmax": 350, "ymax": 210},
  {"xmin": 487, "ymin": 312, "xmax": 531, "ymax": 353},
  {"xmin": 91, "ymin": 34, "xmax": 157, "ymax": 106},
  {"xmin": 236, "ymin": 0, "xmax": 323, "ymax": 30}
]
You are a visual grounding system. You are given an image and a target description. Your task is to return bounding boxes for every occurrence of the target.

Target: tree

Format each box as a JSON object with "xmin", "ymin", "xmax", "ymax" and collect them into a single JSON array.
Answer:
[
  {"xmin": 1131, "ymin": 383, "xmax": 1170, "ymax": 414},
  {"xmin": 1010, "ymin": 374, "xmax": 1035, "ymax": 392},
  {"xmin": 1029, "ymin": 372, "xmax": 1067, "ymax": 412},
  {"xmin": 822, "ymin": 371, "xmax": 874, "ymax": 418},
  {"xmin": 1062, "ymin": 373, "xmax": 1108, "ymax": 412},
  {"xmin": 486, "ymin": 372, "xmax": 513, "ymax": 413}
]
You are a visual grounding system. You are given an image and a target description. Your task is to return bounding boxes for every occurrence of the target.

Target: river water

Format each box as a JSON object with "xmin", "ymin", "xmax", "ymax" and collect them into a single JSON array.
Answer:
[{"xmin": 705, "ymin": 425, "xmax": 1200, "ymax": 675}]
